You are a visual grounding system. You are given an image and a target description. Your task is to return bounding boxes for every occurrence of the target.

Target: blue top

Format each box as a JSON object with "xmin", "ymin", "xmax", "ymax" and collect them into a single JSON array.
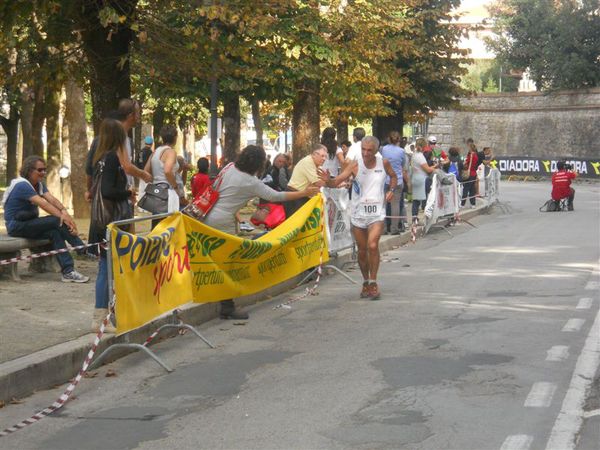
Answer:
[
  {"xmin": 381, "ymin": 144, "xmax": 405, "ymax": 186},
  {"xmin": 4, "ymin": 181, "xmax": 48, "ymax": 231}
]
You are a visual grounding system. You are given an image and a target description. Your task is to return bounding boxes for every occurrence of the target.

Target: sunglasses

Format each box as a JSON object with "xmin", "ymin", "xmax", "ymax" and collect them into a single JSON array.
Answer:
[{"xmin": 35, "ymin": 168, "xmax": 47, "ymax": 173}]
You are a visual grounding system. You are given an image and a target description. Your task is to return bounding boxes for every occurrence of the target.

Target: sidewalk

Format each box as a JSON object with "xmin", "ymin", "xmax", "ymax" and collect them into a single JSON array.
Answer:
[{"xmin": 0, "ymin": 204, "xmax": 489, "ymax": 403}]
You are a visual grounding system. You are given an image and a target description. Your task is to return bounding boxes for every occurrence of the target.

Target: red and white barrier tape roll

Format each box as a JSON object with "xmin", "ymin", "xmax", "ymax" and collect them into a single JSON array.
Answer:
[
  {"xmin": 0, "ymin": 241, "xmax": 103, "ymax": 267},
  {"xmin": 0, "ymin": 311, "xmax": 110, "ymax": 437}
]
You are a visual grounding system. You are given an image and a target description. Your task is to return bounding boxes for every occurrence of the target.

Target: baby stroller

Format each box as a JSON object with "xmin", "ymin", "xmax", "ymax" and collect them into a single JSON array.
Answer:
[{"xmin": 250, "ymin": 203, "xmax": 286, "ymax": 231}]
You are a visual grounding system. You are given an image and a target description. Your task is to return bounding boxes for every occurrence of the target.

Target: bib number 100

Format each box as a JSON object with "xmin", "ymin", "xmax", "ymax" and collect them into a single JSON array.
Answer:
[{"xmin": 363, "ymin": 205, "xmax": 378, "ymax": 214}]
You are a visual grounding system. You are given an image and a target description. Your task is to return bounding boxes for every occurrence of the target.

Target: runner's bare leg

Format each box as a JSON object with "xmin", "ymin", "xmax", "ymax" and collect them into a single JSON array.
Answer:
[
  {"xmin": 352, "ymin": 225, "xmax": 369, "ymax": 281},
  {"xmin": 366, "ymin": 221, "xmax": 384, "ymax": 280}
]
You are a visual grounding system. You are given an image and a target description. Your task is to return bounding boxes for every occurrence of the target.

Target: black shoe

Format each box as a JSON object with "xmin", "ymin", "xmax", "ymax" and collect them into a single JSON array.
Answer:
[
  {"xmin": 219, "ymin": 300, "xmax": 249, "ymax": 320},
  {"xmin": 568, "ymin": 204, "xmax": 574, "ymax": 211}
]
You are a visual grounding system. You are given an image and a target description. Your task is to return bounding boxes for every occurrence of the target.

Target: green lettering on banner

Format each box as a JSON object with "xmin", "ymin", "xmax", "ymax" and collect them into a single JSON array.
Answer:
[
  {"xmin": 187, "ymin": 231, "xmax": 226, "ymax": 258},
  {"xmin": 228, "ymin": 239, "xmax": 272, "ymax": 260},
  {"xmin": 294, "ymin": 236, "xmax": 323, "ymax": 262},
  {"xmin": 225, "ymin": 266, "xmax": 251, "ymax": 282},
  {"xmin": 300, "ymin": 208, "xmax": 321, "ymax": 232},
  {"xmin": 278, "ymin": 227, "xmax": 300, "ymax": 246},
  {"xmin": 193, "ymin": 269, "xmax": 225, "ymax": 288},
  {"xmin": 257, "ymin": 252, "xmax": 288, "ymax": 276}
]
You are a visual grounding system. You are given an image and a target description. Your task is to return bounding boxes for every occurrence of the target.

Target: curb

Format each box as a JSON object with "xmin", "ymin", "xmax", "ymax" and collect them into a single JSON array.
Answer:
[{"xmin": 0, "ymin": 205, "xmax": 490, "ymax": 403}]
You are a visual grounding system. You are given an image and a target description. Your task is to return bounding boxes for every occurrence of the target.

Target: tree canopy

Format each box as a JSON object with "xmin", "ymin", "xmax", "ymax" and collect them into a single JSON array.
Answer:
[{"xmin": 487, "ymin": 0, "xmax": 600, "ymax": 90}]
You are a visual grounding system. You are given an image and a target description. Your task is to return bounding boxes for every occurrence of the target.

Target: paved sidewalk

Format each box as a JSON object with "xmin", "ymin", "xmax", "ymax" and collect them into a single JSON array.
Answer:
[{"xmin": 0, "ymin": 204, "xmax": 488, "ymax": 403}]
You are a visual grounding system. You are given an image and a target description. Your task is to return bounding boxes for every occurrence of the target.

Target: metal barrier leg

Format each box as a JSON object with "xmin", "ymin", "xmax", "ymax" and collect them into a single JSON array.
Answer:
[
  {"xmin": 298, "ymin": 267, "xmax": 319, "ymax": 286},
  {"xmin": 89, "ymin": 343, "xmax": 173, "ymax": 373},
  {"xmin": 153, "ymin": 323, "xmax": 215, "ymax": 349},
  {"xmin": 323, "ymin": 264, "xmax": 357, "ymax": 284}
]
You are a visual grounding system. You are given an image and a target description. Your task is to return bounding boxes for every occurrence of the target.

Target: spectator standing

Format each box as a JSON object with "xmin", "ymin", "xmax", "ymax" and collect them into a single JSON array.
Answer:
[
  {"xmin": 136, "ymin": 136, "xmax": 154, "ymax": 170},
  {"xmin": 284, "ymin": 144, "xmax": 328, "ymax": 218},
  {"xmin": 321, "ymin": 127, "xmax": 344, "ymax": 177},
  {"xmin": 340, "ymin": 140, "xmax": 352, "ymax": 159},
  {"xmin": 2, "ymin": 156, "xmax": 89, "ymax": 283},
  {"xmin": 143, "ymin": 125, "xmax": 184, "ymax": 228},
  {"xmin": 89, "ymin": 118, "xmax": 150, "ymax": 332},
  {"xmin": 551, "ymin": 161, "xmax": 577, "ymax": 211},
  {"xmin": 461, "ymin": 143, "xmax": 479, "ymax": 208},
  {"xmin": 191, "ymin": 157, "xmax": 211, "ymax": 199},
  {"xmin": 203, "ymin": 145, "xmax": 319, "ymax": 319},
  {"xmin": 268, "ymin": 154, "xmax": 290, "ymax": 191},
  {"xmin": 381, "ymin": 131, "xmax": 409, "ymax": 234},
  {"xmin": 411, "ymin": 138, "xmax": 438, "ymax": 223},
  {"xmin": 345, "ymin": 127, "xmax": 366, "ymax": 162}
]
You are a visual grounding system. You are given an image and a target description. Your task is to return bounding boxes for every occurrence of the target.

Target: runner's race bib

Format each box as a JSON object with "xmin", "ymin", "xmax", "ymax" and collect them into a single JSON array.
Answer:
[{"xmin": 356, "ymin": 199, "xmax": 382, "ymax": 220}]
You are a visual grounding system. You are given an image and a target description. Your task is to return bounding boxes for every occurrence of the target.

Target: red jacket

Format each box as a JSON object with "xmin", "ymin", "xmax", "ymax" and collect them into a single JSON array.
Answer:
[
  {"xmin": 551, "ymin": 170, "xmax": 576, "ymax": 200},
  {"xmin": 464, "ymin": 152, "xmax": 479, "ymax": 177}
]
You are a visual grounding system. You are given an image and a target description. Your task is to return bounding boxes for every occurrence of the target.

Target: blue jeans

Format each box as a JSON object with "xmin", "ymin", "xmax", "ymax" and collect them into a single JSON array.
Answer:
[
  {"xmin": 96, "ymin": 255, "xmax": 109, "ymax": 309},
  {"xmin": 385, "ymin": 184, "xmax": 405, "ymax": 232},
  {"xmin": 8, "ymin": 216, "xmax": 83, "ymax": 274}
]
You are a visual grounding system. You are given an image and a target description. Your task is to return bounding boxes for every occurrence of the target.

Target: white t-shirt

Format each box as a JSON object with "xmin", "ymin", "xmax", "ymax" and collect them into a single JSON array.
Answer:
[
  {"xmin": 411, "ymin": 152, "xmax": 428, "ymax": 178},
  {"xmin": 322, "ymin": 148, "xmax": 343, "ymax": 177},
  {"xmin": 345, "ymin": 141, "xmax": 362, "ymax": 161}
]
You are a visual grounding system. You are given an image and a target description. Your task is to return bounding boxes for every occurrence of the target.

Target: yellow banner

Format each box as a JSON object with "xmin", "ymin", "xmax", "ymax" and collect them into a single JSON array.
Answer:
[{"xmin": 109, "ymin": 195, "xmax": 328, "ymax": 333}]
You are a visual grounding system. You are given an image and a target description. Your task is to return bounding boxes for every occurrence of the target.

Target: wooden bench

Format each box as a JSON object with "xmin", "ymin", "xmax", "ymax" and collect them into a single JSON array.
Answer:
[{"xmin": 0, "ymin": 235, "xmax": 58, "ymax": 281}]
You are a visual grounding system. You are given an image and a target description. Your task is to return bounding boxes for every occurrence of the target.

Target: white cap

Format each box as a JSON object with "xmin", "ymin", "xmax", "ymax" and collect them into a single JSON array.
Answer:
[{"xmin": 428, "ymin": 136, "xmax": 437, "ymax": 143}]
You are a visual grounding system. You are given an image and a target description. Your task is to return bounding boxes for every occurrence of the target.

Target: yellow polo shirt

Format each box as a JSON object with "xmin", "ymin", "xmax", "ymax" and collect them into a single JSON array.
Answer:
[{"xmin": 287, "ymin": 154, "xmax": 319, "ymax": 191}]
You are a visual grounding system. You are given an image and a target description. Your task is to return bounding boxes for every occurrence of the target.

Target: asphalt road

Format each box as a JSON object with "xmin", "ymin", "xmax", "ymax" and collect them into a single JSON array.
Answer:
[{"xmin": 1, "ymin": 181, "xmax": 599, "ymax": 450}]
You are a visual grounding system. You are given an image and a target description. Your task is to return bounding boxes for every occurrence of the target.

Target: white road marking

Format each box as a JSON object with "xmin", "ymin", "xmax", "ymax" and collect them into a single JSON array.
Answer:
[
  {"xmin": 584, "ymin": 281, "xmax": 599, "ymax": 290},
  {"xmin": 576, "ymin": 298, "xmax": 593, "ymax": 310},
  {"xmin": 561, "ymin": 318, "xmax": 585, "ymax": 332},
  {"xmin": 546, "ymin": 346, "xmax": 570, "ymax": 362},
  {"xmin": 500, "ymin": 434, "xmax": 533, "ymax": 450},
  {"xmin": 524, "ymin": 382, "xmax": 557, "ymax": 407},
  {"xmin": 545, "ymin": 305, "xmax": 600, "ymax": 450}
]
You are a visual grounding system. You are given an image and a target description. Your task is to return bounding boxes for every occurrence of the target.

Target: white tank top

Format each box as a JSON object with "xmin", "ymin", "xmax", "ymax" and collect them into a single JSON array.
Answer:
[{"xmin": 351, "ymin": 153, "xmax": 386, "ymax": 221}]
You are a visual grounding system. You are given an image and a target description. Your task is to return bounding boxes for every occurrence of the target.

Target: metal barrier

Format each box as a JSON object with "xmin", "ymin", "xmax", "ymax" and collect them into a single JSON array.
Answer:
[{"xmin": 95, "ymin": 212, "xmax": 214, "ymax": 373}]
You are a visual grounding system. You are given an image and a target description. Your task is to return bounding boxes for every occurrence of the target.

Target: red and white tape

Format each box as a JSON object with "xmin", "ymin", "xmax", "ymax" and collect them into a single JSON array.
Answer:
[
  {"xmin": 0, "ymin": 242, "xmax": 103, "ymax": 267},
  {"xmin": 0, "ymin": 311, "xmax": 111, "ymax": 437}
]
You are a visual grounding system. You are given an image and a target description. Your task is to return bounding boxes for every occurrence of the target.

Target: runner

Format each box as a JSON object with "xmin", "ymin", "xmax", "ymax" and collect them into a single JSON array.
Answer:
[{"xmin": 333, "ymin": 136, "xmax": 397, "ymax": 300}]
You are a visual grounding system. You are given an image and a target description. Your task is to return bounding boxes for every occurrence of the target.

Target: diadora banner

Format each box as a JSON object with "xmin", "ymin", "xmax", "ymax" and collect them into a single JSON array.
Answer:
[
  {"xmin": 489, "ymin": 157, "xmax": 600, "ymax": 178},
  {"xmin": 109, "ymin": 195, "xmax": 328, "ymax": 333}
]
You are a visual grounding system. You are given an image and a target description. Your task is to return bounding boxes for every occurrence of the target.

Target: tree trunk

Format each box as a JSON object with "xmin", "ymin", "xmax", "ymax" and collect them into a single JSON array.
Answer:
[
  {"xmin": 250, "ymin": 97, "xmax": 263, "ymax": 147},
  {"xmin": 292, "ymin": 79, "xmax": 321, "ymax": 162},
  {"xmin": 335, "ymin": 113, "xmax": 349, "ymax": 143},
  {"xmin": 152, "ymin": 104, "xmax": 165, "ymax": 145},
  {"xmin": 19, "ymin": 87, "xmax": 34, "ymax": 159},
  {"xmin": 60, "ymin": 88, "xmax": 73, "ymax": 213},
  {"xmin": 223, "ymin": 93, "xmax": 240, "ymax": 164},
  {"xmin": 45, "ymin": 85, "xmax": 62, "ymax": 196},
  {"xmin": 0, "ymin": 106, "xmax": 20, "ymax": 184},
  {"xmin": 78, "ymin": 0, "xmax": 138, "ymax": 132},
  {"xmin": 65, "ymin": 80, "xmax": 90, "ymax": 219},
  {"xmin": 32, "ymin": 83, "xmax": 45, "ymax": 156},
  {"xmin": 373, "ymin": 105, "xmax": 404, "ymax": 145}
]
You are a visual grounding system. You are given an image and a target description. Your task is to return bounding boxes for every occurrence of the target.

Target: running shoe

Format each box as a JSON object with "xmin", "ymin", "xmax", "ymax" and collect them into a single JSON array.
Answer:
[
  {"xmin": 239, "ymin": 221, "xmax": 255, "ymax": 232},
  {"xmin": 360, "ymin": 281, "xmax": 370, "ymax": 298},
  {"xmin": 368, "ymin": 282, "xmax": 381, "ymax": 300},
  {"xmin": 62, "ymin": 270, "xmax": 90, "ymax": 283}
]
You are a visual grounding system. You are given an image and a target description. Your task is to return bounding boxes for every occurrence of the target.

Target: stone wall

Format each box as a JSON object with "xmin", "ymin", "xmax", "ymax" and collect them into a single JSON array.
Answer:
[{"xmin": 427, "ymin": 88, "xmax": 600, "ymax": 159}]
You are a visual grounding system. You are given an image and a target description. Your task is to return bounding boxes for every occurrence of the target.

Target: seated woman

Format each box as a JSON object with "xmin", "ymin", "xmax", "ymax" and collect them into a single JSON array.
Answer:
[{"xmin": 2, "ymin": 156, "xmax": 89, "ymax": 282}]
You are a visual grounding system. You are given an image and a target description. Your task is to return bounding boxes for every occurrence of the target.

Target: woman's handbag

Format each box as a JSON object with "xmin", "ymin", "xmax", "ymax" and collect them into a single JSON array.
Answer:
[
  {"xmin": 183, "ymin": 163, "xmax": 233, "ymax": 220},
  {"xmin": 138, "ymin": 183, "xmax": 169, "ymax": 214}
]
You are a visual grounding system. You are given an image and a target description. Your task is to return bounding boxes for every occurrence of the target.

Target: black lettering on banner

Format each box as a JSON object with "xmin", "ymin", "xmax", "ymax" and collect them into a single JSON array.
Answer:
[
  {"xmin": 257, "ymin": 252, "xmax": 288, "ymax": 276},
  {"xmin": 187, "ymin": 231, "xmax": 226, "ymax": 258},
  {"xmin": 228, "ymin": 239, "xmax": 272, "ymax": 260},
  {"xmin": 193, "ymin": 269, "xmax": 225, "ymax": 288},
  {"xmin": 493, "ymin": 157, "xmax": 599, "ymax": 178}
]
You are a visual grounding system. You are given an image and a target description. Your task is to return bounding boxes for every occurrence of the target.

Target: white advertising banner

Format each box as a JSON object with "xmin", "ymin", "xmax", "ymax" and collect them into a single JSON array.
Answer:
[
  {"xmin": 424, "ymin": 174, "xmax": 461, "ymax": 233},
  {"xmin": 323, "ymin": 187, "xmax": 354, "ymax": 253}
]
